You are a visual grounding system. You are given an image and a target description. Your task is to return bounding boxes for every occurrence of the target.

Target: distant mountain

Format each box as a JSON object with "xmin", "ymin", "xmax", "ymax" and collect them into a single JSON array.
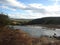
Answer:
[
  {"xmin": 10, "ymin": 18, "xmax": 33, "ymax": 22},
  {"xmin": 27, "ymin": 17, "xmax": 60, "ymax": 25}
]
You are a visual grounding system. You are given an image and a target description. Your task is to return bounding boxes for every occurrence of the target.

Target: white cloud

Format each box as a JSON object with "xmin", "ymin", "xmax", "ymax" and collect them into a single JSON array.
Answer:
[
  {"xmin": 9, "ymin": 2, "xmax": 60, "ymax": 19},
  {"xmin": 6, "ymin": 0, "xmax": 27, "ymax": 9},
  {"xmin": 24, "ymin": 3, "xmax": 60, "ymax": 18},
  {"xmin": 1, "ymin": 0, "xmax": 60, "ymax": 19},
  {"xmin": 28, "ymin": 3, "xmax": 43, "ymax": 9},
  {"xmin": 0, "ymin": 0, "xmax": 27, "ymax": 9},
  {"xmin": 8, "ymin": 13, "xmax": 37, "ymax": 19},
  {"xmin": 0, "ymin": 5, "xmax": 16, "ymax": 11}
]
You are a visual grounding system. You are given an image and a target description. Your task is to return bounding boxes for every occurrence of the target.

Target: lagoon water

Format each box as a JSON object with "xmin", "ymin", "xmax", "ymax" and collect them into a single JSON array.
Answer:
[{"xmin": 13, "ymin": 26, "xmax": 60, "ymax": 37}]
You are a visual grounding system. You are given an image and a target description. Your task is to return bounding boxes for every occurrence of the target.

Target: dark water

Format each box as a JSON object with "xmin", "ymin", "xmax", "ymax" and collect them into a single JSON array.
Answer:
[{"xmin": 12, "ymin": 26, "xmax": 60, "ymax": 37}]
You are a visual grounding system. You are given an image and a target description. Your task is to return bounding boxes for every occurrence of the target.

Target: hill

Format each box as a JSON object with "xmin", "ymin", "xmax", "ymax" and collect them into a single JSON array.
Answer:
[
  {"xmin": 10, "ymin": 18, "xmax": 33, "ymax": 25},
  {"xmin": 10, "ymin": 18, "xmax": 33, "ymax": 22},
  {"xmin": 27, "ymin": 17, "xmax": 60, "ymax": 25}
]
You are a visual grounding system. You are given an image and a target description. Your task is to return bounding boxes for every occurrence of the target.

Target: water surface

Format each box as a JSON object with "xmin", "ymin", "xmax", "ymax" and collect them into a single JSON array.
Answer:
[{"xmin": 12, "ymin": 26, "xmax": 60, "ymax": 37}]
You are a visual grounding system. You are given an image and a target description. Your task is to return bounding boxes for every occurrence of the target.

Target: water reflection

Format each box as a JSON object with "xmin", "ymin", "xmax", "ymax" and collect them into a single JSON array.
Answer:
[{"xmin": 13, "ymin": 26, "xmax": 60, "ymax": 37}]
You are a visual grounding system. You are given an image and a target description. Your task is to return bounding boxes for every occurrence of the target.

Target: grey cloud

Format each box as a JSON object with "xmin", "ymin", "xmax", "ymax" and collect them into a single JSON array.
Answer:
[
  {"xmin": 0, "ymin": 0, "xmax": 26, "ymax": 9},
  {"xmin": 55, "ymin": 11, "xmax": 60, "ymax": 14},
  {"xmin": 21, "ymin": 6, "xmax": 47, "ymax": 14},
  {"xmin": 32, "ymin": 9, "xmax": 47, "ymax": 14},
  {"xmin": 0, "ymin": 0, "xmax": 9, "ymax": 5},
  {"xmin": 0, "ymin": 0, "xmax": 47, "ymax": 14}
]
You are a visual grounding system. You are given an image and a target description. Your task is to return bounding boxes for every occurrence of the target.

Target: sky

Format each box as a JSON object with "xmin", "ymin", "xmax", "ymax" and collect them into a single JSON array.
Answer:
[{"xmin": 0, "ymin": 0, "xmax": 60, "ymax": 19}]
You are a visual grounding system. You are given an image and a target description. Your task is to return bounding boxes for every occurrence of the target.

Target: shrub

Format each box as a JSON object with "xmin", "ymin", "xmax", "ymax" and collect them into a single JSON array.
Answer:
[{"xmin": 0, "ymin": 13, "xmax": 10, "ymax": 26}]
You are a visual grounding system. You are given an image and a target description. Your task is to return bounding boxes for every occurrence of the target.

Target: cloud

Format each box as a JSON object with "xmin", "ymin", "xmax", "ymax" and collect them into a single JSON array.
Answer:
[
  {"xmin": 0, "ymin": 0, "xmax": 27, "ymax": 9},
  {"xmin": 8, "ymin": 13, "xmax": 39, "ymax": 19},
  {"xmin": 23, "ymin": 3, "xmax": 47, "ymax": 14},
  {"xmin": 25, "ymin": 3, "xmax": 60, "ymax": 18},
  {"xmin": 0, "ymin": 0, "xmax": 60, "ymax": 19},
  {"xmin": 0, "ymin": 5, "xmax": 16, "ymax": 11},
  {"xmin": 28, "ymin": 3, "xmax": 60, "ymax": 14},
  {"xmin": 0, "ymin": 0, "xmax": 47, "ymax": 14}
]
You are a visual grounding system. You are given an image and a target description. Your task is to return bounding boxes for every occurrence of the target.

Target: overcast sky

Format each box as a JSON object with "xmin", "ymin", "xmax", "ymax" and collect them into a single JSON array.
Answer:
[{"xmin": 0, "ymin": 0, "xmax": 60, "ymax": 19}]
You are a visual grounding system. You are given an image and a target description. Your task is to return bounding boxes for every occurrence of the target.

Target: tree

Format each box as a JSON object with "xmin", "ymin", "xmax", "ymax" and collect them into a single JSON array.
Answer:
[{"xmin": 0, "ymin": 13, "xmax": 10, "ymax": 26}]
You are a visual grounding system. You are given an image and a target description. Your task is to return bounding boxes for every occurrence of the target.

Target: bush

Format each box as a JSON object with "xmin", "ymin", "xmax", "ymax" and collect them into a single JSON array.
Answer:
[{"xmin": 0, "ymin": 13, "xmax": 10, "ymax": 26}]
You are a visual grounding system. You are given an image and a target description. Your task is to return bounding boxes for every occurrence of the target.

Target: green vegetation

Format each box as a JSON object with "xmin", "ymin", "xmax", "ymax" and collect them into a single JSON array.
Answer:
[
  {"xmin": 0, "ymin": 13, "xmax": 33, "ymax": 25},
  {"xmin": 0, "ymin": 13, "xmax": 10, "ymax": 26},
  {"xmin": 27, "ymin": 17, "xmax": 60, "ymax": 25},
  {"xmin": 10, "ymin": 18, "xmax": 33, "ymax": 25}
]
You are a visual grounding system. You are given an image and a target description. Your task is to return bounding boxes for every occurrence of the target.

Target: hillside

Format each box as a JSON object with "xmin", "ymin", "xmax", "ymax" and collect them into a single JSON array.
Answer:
[
  {"xmin": 10, "ymin": 18, "xmax": 33, "ymax": 22},
  {"xmin": 27, "ymin": 17, "xmax": 60, "ymax": 25}
]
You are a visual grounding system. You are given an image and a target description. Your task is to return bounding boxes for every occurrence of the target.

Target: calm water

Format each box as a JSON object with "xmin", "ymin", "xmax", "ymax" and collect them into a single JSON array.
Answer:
[{"xmin": 12, "ymin": 26, "xmax": 60, "ymax": 37}]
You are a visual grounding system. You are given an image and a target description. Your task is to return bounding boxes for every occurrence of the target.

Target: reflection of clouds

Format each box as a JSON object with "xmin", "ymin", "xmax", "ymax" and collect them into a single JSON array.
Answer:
[
  {"xmin": 13, "ymin": 26, "xmax": 60, "ymax": 37},
  {"xmin": 43, "ymin": 30, "xmax": 56, "ymax": 36},
  {"xmin": 55, "ymin": 29, "xmax": 60, "ymax": 36},
  {"xmin": 43, "ymin": 29, "xmax": 60, "ymax": 37},
  {"xmin": 31, "ymin": 29, "xmax": 43, "ymax": 37}
]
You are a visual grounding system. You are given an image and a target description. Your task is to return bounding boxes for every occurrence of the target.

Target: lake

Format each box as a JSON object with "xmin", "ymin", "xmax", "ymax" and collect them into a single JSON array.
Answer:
[{"xmin": 11, "ymin": 26, "xmax": 60, "ymax": 37}]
